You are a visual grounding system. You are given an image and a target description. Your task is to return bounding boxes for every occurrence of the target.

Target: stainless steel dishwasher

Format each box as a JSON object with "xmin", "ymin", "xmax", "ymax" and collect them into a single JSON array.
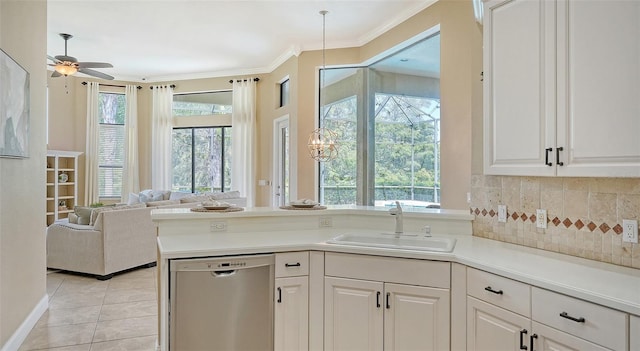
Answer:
[{"xmin": 169, "ymin": 254, "xmax": 274, "ymax": 351}]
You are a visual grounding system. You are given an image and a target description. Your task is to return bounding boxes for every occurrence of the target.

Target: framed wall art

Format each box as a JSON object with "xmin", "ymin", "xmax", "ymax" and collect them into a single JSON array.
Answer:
[{"xmin": 0, "ymin": 47, "xmax": 30, "ymax": 158}]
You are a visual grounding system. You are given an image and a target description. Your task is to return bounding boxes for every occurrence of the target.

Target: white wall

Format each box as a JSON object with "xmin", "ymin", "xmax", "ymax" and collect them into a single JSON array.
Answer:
[{"xmin": 0, "ymin": 0, "xmax": 48, "ymax": 348}]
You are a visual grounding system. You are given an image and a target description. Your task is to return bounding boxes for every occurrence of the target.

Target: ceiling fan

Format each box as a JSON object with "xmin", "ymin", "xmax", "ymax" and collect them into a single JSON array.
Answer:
[{"xmin": 47, "ymin": 33, "xmax": 114, "ymax": 80}]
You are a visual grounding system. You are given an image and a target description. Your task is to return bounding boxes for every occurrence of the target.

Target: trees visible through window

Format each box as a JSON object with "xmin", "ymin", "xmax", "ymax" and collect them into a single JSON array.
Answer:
[
  {"xmin": 319, "ymin": 32, "xmax": 441, "ymax": 208},
  {"xmin": 173, "ymin": 91, "xmax": 232, "ymax": 116},
  {"xmin": 172, "ymin": 127, "xmax": 231, "ymax": 193},
  {"xmin": 98, "ymin": 93, "xmax": 126, "ymax": 198}
]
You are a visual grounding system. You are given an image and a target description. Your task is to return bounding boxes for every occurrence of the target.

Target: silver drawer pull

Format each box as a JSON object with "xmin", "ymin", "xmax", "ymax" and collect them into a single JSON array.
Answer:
[
  {"xmin": 560, "ymin": 311, "xmax": 585, "ymax": 323},
  {"xmin": 484, "ymin": 286, "xmax": 504, "ymax": 295}
]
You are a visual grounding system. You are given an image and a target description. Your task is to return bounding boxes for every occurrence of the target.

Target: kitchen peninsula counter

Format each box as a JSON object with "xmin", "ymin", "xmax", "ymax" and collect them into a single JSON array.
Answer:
[{"xmin": 153, "ymin": 206, "xmax": 640, "ymax": 351}]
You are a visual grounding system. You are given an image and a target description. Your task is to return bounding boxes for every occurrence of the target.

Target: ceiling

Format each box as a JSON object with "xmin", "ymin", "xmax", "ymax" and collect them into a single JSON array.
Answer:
[{"xmin": 47, "ymin": 0, "xmax": 436, "ymax": 83}]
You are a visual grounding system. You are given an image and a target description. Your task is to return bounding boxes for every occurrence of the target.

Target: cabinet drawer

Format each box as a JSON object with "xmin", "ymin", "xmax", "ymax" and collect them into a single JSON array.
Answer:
[
  {"xmin": 325, "ymin": 252, "xmax": 450, "ymax": 288},
  {"xmin": 275, "ymin": 251, "xmax": 309, "ymax": 277},
  {"xmin": 532, "ymin": 287, "xmax": 627, "ymax": 351},
  {"xmin": 467, "ymin": 268, "xmax": 530, "ymax": 317}
]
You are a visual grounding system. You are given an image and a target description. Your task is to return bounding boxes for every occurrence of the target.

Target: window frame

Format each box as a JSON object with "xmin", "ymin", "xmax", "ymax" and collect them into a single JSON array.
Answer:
[
  {"xmin": 98, "ymin": 91, "xmax": 126, "ymax": 200},
  {"xmin": 171, "ymin": 125, "xmax": 232, "ymax": 194}
]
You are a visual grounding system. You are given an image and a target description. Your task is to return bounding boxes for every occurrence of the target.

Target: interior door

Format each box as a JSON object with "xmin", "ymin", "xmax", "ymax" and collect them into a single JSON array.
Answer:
[{"xmin": 273, "ymin": 116, "xmax": 290, "ymax": 206}]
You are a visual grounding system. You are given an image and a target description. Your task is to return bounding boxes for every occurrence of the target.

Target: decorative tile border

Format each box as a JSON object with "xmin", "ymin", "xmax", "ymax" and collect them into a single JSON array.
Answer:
[{"xmin": 470, "ymin": 207, "xmax": 624, "ymax": 235}]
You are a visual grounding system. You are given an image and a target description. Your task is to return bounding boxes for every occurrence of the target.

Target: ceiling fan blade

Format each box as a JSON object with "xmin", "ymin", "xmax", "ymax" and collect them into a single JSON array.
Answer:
[
  {"xmin": 78, "ymin": 67, "xmax": 114, "ymax": 80},
  {"xmin": 47, "ymin": 55, "xmax": 62, "ymax": 64},
  {"xmin": 77, "ymin": 62, "xmax": 113, "ymax": 69},
  {"xmin": 51, "ymin": 71, "xmax": 62, "ymax": 78}
]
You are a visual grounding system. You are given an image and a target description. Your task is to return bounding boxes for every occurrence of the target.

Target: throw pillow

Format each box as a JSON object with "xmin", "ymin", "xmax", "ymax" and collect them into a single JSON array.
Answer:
[
  {"xmin": 74, "ymin": 206, "xmax": 93, "ymax": 225},
  {"xmin": 157, "ymin": 190, "xmax": 171, "ymax": 200},
  {"xmin": 89, "ymin": 206, "xmax": 115, "ymax": 226},
  {"xmin": 68, "ymin": 213, "xmax": 79, "ymax": 224},
  {"xmin": 127, "ymin": 192, "xmax": 140, "ymax": 205},
  {"xmin": 139, "ymin": 191, "xmax": 163, "ymax": 203}
]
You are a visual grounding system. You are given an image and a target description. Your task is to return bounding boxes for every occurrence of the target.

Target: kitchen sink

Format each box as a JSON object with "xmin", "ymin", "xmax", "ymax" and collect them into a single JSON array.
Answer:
[{"xmin": 326, "ymin": 233, "xmax": 456, "ymax": 252}]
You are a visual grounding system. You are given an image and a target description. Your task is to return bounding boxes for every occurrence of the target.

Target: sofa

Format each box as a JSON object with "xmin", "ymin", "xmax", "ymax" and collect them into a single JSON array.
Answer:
[{"xmin": 46, "ymin": 190, "xmax": 246, "ymax": 280}]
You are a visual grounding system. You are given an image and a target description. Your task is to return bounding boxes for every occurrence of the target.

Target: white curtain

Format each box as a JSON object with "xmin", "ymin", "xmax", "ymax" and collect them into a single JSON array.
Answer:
[
  {"xmin": 231, "ymin": 79, "xmax": 257, "ymax": 207},
  {"xmin": 151, "ymin": 85, "xmax": 174, "ymax": 190},
  {"xmin": 121, "ymin": 85, "xmax": 140, "ymax": 202},
  {"xmin": 85, "ymin": 82, "xmax": 100, "ymax": 205}
]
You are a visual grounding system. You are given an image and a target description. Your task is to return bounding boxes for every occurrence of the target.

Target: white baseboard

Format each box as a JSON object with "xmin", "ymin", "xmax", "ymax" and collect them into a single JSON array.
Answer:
[{"xmin": 0, "ymin": 294, "xmax": 48, "ymax": 351}]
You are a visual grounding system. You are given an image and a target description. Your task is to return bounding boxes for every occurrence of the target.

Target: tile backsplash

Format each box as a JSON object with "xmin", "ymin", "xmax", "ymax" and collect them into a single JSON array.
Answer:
[{"xmin": 470, "ymin": 175, "xmax": 640, "ymax": 269}]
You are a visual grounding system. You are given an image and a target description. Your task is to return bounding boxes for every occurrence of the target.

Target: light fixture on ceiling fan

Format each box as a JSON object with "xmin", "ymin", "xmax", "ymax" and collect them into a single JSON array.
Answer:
[
  {"xmin": 47, "ymin": 33, "xmax": 115, "ymax": 80},
  {"xmin": 307, "ymin": 10, "xmax": 338, "ymax": 162}
]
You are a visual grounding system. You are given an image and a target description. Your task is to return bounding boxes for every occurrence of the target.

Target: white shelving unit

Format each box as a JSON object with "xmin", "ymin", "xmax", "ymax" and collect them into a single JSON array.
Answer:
[{"xmin": 46, "ymin": 150, "xmax": 82, "ymax": 226}]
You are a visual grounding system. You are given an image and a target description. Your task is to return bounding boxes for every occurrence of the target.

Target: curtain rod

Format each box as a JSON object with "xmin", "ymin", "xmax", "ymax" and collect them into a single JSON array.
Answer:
[
  {"xmin": 81, "ymin": 82, "xmax": 142, "ymax": 89},
  {"xmin": 150, "ymin": 84, "xmax": 176, "ymax": 90},
  {"xmin": 229, "ymin": 78, "xmax": 260, "ymax": 83}
]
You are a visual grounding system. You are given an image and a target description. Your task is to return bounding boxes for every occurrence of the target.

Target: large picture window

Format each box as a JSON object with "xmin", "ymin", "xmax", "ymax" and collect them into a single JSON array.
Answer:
[
  {"xmin": 172, "ymin": 127, "xmax": 231, "ymax": 193},
  {"xmin": 98, "ymin": 92, "xmax": 126, "ymax": 198},
  {"xmin": 319, "ymin": 32, "xmax": 441, "ymax": 208}
]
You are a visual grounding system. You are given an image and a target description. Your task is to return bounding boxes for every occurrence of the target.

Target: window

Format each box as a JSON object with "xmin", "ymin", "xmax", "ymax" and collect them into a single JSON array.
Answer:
[
  {"xmin": 319, "ymin": 32, "xmax": 441, "ymax": 208},
  {"xmin": 98, "ymin": 92, "xmax": 126, "ymax": 198},
  {"xmin": 172, "ymin": 127, "xmax": 231, "ymax": 193},
  {"xmin": 173, "ymin": 91, "xmax": 232, "ymax": 116},
  {"xmin": 279, "ymin": 79, "xmax": 290, "ymax": 107}
]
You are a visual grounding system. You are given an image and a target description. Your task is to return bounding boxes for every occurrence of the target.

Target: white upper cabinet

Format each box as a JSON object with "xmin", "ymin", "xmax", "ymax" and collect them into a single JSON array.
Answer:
[
  {"xmin": 483, "ymin": 0, "xmax": 556, "ymax": 176},
  {"xmin": 556, "ymin": 0, "xmax": 640, "ymax": 177},
  {"xmin": 484, "ymin": 0, "xmax": 640, "ymax": 177}
]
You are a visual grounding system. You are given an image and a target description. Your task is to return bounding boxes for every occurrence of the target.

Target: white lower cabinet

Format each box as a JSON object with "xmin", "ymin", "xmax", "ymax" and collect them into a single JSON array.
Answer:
[
  {"xmin": 631, "ymin": 315, "xmax": 640, "ymax": 351},
  {"xmin": 531, "ymin": 321, "xmax": 610, "ymax": 351},
  {"xmin": 324, "ymin": 253, "xmax": 450, "ymax": 351},
  {"xmin": 467, "ymin": 296, "xmax": 530, "ymax": 351},
  {"xmin": 324, "ymin": 277, "xmax": 383, "ymax": 351},
  {"xmin": 274, "ymin": 252, "xmax": 309, "ymax": 351},
  {"xmin": 384, "ymin": 283, "xmax": 450, "ymax": 351},
  {"xmin": 466, "ymin": 268, "xmax": 627, "ymax": 351},
  {"xmin": 275, "ymin": 276, "xmax": 309, "ymax": 351}
]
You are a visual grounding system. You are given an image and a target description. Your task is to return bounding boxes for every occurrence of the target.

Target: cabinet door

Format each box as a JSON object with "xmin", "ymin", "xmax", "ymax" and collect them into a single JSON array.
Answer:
[
  {"xmin": 324, "ymin": 277, "xmax": 383, "ymax": 351},
  {"xmin": 384, "ymin": 283, "xmax": 450, "ymax": 351},
  {"xmin": 631, "ymin": 315, "xmax": 640, "ymax": 351},
  {"xmin": 275, "ymin": 276, "xmax": 309, "ymax": 351},
  {"xmin": 556, "ymin": 0, "xmax": 640, "ymax": 177},
  {"xmin": 483, "ymin": 0, "xmax": 556, "ymax": 176},
  {"xmin": 467, "ymin": 296, "xmax": 531, "ymax": 351},
  {"xmin": 531, "ymin": 322, "xmax": 612, "ymax": 351}
]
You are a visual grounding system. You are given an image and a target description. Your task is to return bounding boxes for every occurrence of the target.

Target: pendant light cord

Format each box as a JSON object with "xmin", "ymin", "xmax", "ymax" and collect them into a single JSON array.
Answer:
[{"xmin": 320, "ymin": 10, "xmax": 328, "ymax": 123}]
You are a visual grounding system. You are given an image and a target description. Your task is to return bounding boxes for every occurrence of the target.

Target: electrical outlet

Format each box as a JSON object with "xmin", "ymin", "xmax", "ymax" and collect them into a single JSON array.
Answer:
[
  {"xmin": 319, "ymin": 216, "xmax": 333, "ymax": 227},
  {"xmin": 497, "ymin": 205, "xmax": 507, "ymax": 223},
  {"xmin": 622, "ymin": 219, "xmax": 638, "ymax": 243},
  {"xmin": 536, "ymin": 209, "xmax": 547, "ymax": 229},
  {"xmin": 210, "ymin": 220, "xmax": 227, "ymax": 232}
]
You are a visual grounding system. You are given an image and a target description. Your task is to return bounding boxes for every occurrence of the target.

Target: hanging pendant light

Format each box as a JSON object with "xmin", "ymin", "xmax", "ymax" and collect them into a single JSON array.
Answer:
[{"xmin": 308, "ymin": 10, "xmax": 339, "ymax": 162}]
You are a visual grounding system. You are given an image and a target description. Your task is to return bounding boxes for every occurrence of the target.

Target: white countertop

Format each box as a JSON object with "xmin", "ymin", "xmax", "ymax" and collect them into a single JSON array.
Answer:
[
  {"xmin": 157, "ymin": 229, "xmax": 640, "ymax": 316},
  {"xmin": 151, "ymin": 205, "xmax": 475, "ymax": 221},
  {"xmin": 155, "ymin": 207, "xmax": 640, "ymax": 316}
]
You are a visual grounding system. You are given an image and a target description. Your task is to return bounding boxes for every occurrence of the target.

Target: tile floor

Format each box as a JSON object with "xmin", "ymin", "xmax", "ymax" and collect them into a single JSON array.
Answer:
[{"xmin": 20, "ymin": 266, "xmax": 158, "ymax": 351}]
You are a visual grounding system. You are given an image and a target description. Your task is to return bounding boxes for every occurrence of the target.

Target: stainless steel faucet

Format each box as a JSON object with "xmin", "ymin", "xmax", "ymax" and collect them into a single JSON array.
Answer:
[{"xmin": 389, "ymin": 201, "xmax": 403, "ymax": 236}]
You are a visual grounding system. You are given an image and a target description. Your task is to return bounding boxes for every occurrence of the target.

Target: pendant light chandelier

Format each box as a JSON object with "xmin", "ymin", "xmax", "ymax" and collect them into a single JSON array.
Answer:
[{"xmin": 308, "ymin": 10, "xmax": 338, "ymax": 162}]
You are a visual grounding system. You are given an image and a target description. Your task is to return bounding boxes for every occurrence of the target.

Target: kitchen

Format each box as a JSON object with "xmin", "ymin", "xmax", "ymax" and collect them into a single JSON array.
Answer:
[{"xmin": 153, "ymin": 0, "xmax": 640, "ymax": 350}]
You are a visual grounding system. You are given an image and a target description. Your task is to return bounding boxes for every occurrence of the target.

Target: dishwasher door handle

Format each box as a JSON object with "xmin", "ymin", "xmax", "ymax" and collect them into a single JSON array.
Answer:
[{"xmin": 211, "ymin": 270, "xmax": 237, "ymax": 277}]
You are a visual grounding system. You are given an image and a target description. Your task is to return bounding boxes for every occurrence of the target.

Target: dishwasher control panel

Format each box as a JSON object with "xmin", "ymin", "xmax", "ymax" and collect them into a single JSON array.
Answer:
[{"xmin": 216, "ymin": 261, "xmax": 247, "ymax": 268}]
